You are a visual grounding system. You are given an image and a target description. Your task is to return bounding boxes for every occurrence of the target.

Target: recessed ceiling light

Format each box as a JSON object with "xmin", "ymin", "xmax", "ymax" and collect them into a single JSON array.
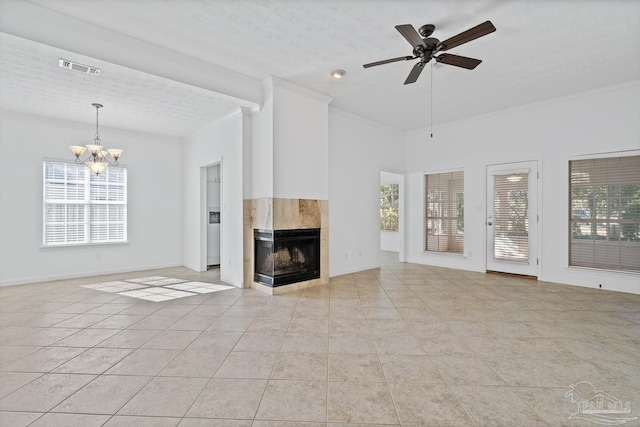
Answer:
[{"xmin": 330, "ymin": 69, "xmax": 346, "ymax": 79}]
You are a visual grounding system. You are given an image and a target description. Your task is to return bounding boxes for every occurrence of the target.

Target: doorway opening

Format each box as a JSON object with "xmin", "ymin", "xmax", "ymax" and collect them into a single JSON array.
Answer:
[
  {"xmin": 206, "ymin": 163, "xmax": 221, "ymax": 270},
  {"xmin": 380, "ymin": 171, "xmax": 405, "ymax": 262}
]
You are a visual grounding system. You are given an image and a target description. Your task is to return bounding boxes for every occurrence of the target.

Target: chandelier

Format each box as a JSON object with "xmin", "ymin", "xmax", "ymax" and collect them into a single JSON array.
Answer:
[{"xmin": 70, "ymin": 103, "xmax": 123, "ymax": 175}]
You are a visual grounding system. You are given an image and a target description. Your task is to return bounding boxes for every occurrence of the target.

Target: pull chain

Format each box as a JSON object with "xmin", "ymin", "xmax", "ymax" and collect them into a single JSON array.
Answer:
[{"xmin": 430, "ymin": 61, "xmax": 434, "ymax": 138}]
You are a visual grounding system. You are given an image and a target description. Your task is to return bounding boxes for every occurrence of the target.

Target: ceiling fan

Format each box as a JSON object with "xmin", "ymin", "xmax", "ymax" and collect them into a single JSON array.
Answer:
[{"xmin": 363, "ymin": 21, "xmax": 496, "ymax": 84}]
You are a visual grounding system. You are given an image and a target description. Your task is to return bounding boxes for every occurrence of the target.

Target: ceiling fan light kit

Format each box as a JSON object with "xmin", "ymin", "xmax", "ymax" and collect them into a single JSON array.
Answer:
[{"xmin": 363, "ymin": 20, "xmax": 496, "ymax": 84}]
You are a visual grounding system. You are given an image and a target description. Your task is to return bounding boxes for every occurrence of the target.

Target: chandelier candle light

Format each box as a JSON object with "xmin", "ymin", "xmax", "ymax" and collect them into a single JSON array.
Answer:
[{"xmin": 70, "ymin": 103, "xmax": 123, "ymax": 175}]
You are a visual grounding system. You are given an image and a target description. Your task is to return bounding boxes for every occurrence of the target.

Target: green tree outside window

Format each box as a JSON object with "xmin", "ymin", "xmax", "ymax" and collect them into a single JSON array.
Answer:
[{"xmin": 380, "ymin": 184, "xmax": 399, "ymax": 231}]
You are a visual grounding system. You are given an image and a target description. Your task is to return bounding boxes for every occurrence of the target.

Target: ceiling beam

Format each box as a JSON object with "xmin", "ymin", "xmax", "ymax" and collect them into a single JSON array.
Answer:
[{"xmin": 0, "ymin": 1, "xmax": 262, "ymax": 110}]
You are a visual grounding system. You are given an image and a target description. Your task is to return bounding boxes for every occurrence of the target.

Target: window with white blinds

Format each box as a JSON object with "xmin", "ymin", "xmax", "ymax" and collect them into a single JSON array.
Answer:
[
  {"xmin": 43, "ymin": 160, "xmax": 127, "ymax": 246},
  {"xmin": 425, "ymin": 171, "xmax": 464, "ymax": 253},
  {"xmin": 569, "ymin": 155, "xmax": 640, "ymax": 272}
]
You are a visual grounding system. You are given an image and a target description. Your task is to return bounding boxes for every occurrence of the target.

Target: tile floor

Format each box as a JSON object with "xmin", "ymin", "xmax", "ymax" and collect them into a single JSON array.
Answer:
[
  {"xmin": 0, "ymin": 252, "xmax": 639, "ymax": 426},
  {"xmin": 80, "ymin": 277, "xmax": 235, "ymax": 302}
]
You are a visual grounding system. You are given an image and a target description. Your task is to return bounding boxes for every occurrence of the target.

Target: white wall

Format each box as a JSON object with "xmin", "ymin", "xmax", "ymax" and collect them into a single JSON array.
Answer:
[
  {"xmin": 249, "ymin": 77, "xmax": 331, "ymax": 201},
  {"xmin": 272, "ymin": 77, "xmax": 331, "ymax": 200},
  {"xmin": 329, "ymin": 108, "xmax": 405, "ymax": 276},
  {"xmin": 0, "ymin": 111, "xmax": 183, "ymax": 286},
  {"xmin": 380, "ymin": 231, "xmax": 400, "ymax": 252},
  {"xmin": 405, "ymin": 81, "xmax": 640, "ymax": 294},
  {"xmin": 248, "ymin": 81, "xmax": 274, "ymax": 200},
  {"xmin": 182, "ymin": 110, "xmax": 245, "ymax": 287}
]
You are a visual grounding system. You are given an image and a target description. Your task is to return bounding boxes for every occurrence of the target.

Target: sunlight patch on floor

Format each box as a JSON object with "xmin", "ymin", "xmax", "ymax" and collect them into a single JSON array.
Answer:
[{"xmin": 80, "ymin": 276, "xmax": 234, "ymax": 302}]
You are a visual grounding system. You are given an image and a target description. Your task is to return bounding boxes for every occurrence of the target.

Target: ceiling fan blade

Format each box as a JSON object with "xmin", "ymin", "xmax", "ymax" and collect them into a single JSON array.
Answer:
[
  {"xmin": 437, "ymin": 20, "xmax": 496, "ymax": 51},
  {"xmin": 404, "ymin": 62, "xmax": 425, "ymax": 85},
  {"xmin": 395, "ymin": 24, "xmax": 425, "ymax": 47},
  {"xmin": 435, "ymin": 53, "xmax": 482, "ymax": 70},
  {"xmin": 363, "ymin": 56, "xmax": 415, "ymax": 68}
]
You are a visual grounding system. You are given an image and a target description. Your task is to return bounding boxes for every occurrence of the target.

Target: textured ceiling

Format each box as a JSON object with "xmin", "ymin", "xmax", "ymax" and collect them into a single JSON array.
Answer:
[
  {"xmin": 1, "ymin": 0, "xmax": 639, "ymax": 136},
  {"xmin": 0, "ymin": 33, "xmax": 244, "ymax": 137}
]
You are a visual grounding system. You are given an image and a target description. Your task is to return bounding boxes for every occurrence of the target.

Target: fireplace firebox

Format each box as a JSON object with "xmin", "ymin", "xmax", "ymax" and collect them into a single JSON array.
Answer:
[{"xmin": 254, "ymin": 228, "xmax": 320, "ymax": 287}]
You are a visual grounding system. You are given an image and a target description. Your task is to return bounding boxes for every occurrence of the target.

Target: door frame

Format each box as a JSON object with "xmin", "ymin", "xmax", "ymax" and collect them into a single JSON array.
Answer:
[
  {"xmin": 485, "ymin": 159, "xmax": 542, "ymax": 279},
  {"xmin": 379, "ymin": 171, "xmax": 406, "ymax": 262},
  {"xmin": 200, "ymin": 158, "xmax": 223, "ymax": 273}
]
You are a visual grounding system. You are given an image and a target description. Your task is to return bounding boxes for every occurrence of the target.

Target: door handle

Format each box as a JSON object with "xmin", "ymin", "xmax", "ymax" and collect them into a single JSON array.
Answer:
[{"xmin": 487, "ymin": 222, "xmax": 493, "ymax": 226}]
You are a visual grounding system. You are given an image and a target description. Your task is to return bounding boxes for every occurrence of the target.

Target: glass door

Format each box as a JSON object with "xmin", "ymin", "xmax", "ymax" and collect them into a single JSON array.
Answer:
[{"xmin": 486, "ymin": 161, "xmax": 538, "ymax": 277}]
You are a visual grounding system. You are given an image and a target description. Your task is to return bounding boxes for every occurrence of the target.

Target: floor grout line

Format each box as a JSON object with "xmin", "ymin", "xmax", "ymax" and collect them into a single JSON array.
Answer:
[{"xmin": 0, "ymin": 256, "xmax": 638, "ymax": 426}]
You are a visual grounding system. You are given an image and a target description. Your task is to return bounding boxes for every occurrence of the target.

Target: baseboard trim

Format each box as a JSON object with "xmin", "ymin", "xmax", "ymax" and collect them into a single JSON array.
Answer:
[
  {"xmin": 0, "ymin": 262, "xmax": 184, "ymax": 287},
  {"xmin": 329, "ymin": 263, "xmax": 381, "ymax": 278}
]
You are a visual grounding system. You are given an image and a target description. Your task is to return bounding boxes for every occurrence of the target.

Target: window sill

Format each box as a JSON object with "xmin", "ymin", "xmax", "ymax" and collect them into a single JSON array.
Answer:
[
  {"xmin": 567, "ymin": 265, "xmax": 640, "ymax": 276},
  {"xmin": 41, "ymin": 241, "xmax": 129, "ymax": 249}
]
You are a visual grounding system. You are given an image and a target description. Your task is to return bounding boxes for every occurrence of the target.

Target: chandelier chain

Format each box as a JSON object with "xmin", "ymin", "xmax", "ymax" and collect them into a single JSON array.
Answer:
[{"xmin": 95, "ymin": 105, "xmax": 100, "ymax": 140}]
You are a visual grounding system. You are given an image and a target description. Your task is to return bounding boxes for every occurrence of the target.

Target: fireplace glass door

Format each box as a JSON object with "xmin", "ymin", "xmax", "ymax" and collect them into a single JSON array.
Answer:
[{"xmin": 254, "ymin": 228, "xmax": 320, "ymax": 287}]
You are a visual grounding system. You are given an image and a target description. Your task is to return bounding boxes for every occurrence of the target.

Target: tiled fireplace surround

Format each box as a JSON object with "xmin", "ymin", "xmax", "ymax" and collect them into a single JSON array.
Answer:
[{"xmin": 243, "ymin": 198, "xmax": 329, "ymax": 295}]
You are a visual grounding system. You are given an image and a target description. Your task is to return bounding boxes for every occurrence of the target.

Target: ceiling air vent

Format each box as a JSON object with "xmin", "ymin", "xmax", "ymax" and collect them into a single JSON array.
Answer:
[{"xmin": 58, "ymin": 58, "xmax": 100, "ymax": 75}]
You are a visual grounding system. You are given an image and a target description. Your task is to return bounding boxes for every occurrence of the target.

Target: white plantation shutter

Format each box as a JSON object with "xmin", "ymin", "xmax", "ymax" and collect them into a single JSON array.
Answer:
[
  {"xmin": 425, "ymin": 171, "xmax": 464, "ymax": 254},
  {"xmin": 43, "ymin": 160, "xmax": 127, "ymax": 246},
  {"xmin": 89, "ymin": 168, "xmax": 127, "ymax": 242},
  {"xmin": 43, "ymin": 162, "xmax": 87, "ymax": 245},
  {"xmin": 569, "ymin": 155, "xmax": 640, "ymax": 272}
]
